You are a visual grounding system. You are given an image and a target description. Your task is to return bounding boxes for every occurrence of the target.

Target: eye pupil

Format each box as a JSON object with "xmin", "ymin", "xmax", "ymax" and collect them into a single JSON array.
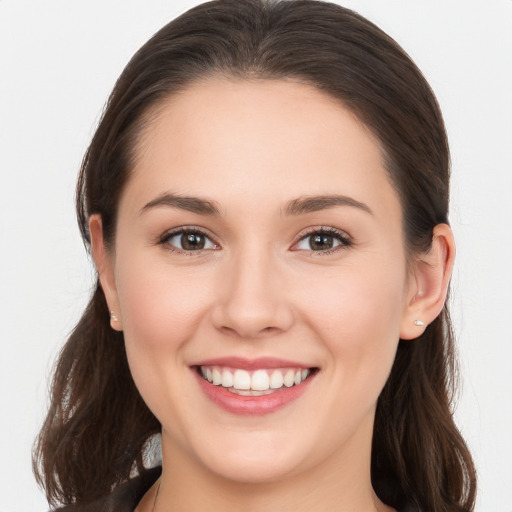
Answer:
[
  {"xmin": 182, "ymin": 233, "xmax": 205, "ymax": 250},
  {"xmin": 310, "ymin": 234, "xmax": 333, "ymax": 250}
]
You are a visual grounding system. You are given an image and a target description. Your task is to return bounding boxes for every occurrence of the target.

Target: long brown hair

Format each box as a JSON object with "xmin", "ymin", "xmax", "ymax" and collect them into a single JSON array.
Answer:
[{"xmin": 34, "ymin": 1, "xmax": 476, "ymax": 510}]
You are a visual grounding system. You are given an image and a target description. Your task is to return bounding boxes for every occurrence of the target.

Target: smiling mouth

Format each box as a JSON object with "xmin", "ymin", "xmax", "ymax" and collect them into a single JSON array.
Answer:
[{"xmin": 196, "ymin": 365, "xmax": 317, "ymax": 396}]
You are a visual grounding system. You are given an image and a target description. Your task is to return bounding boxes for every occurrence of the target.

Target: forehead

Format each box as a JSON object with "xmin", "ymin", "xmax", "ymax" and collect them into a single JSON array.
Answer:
[{"xmin": 125, "ymin": 78, "xmax": 400, "ymax": 221}]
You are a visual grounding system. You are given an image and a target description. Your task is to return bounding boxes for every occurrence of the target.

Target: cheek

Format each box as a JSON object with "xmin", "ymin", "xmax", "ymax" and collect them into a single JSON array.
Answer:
[
  {"xmin": 116, "ymin": 257, "xmax": 213, "ymax": 348},
  {"xmin": 113, "ymin": 258, "xmax": 217, "ymax": 428},
  {"xmin": 304, "ymin": 259, "xmax": 405, "ymax": 328},
  {"xmin": 113, "ymin": 255, "xmax": 216, "ymax": 404},
  {"xmin": 298, "ymin": 258, "xmax": 407, "ymax": 380}
]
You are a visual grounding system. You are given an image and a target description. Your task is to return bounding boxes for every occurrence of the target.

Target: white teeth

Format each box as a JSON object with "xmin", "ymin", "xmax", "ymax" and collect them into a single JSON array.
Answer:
[
  {"xmin": 221, "ymin": 369, "xmax": 233, "ymax": 388},
  {"xmin": 233, "ymin": 369, "xmax": 251, "ymax": 390},
  {"xmin": 283, "ymin": 369, "xmax": 295, "ymax": 387},
  {"xmin": 251, "ymin": 370, "xmax": 270, "ymax": 391},
  {"xmin": 212, "ymin": 368, "xmax": 222, "ymax": 385},
  {"xmin": 270, "ymin": 370, "xmax": 284, "ymax": 389},
  {"xmin": 200, "ymin": 366, "xmax": 312, "ymax": 391}
]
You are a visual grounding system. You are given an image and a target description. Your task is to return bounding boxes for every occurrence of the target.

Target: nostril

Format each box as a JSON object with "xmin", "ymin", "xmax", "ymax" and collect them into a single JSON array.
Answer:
[{"xmin": 216, "ymin": 324, "xmax": 281, "ymax": 340}]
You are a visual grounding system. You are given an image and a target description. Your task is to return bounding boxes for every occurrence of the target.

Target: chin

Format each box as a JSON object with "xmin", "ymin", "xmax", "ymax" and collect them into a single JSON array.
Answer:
[
  {"xmin": 200, "ymin": 444, "xmax": 307, "ymax": 484},
  {"xmin": 169, "ymin": 425, "xmax": 314, "ymax": 485}
]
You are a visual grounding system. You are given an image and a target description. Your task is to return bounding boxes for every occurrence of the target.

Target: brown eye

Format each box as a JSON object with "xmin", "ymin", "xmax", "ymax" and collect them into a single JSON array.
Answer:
[
  {"xmin": 181, "ymin": 233, "xmax": 206, "ymax": 250},
  {"xmin": 164, "ymin": 229, "xmax": 218, "ymax": 252},
  {"xmin": 309, "ymin": 234, "xmax": 335, "ymax": 251},
  {"xmin": 294, "ymin": 228, "xmax": 352, "ymax": 253}
]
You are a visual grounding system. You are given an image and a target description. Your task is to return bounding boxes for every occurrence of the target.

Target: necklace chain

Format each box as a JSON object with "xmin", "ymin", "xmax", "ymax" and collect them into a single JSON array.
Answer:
[{"xmin": 151, "ymin": 481, "xmax": 161, "ymax": 512}]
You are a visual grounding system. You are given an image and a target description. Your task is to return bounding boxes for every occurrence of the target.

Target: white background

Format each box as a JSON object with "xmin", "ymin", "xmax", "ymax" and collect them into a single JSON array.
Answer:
[{"xmin": 0, "ymin": 1, "xmax": 511, "ymax": 511}]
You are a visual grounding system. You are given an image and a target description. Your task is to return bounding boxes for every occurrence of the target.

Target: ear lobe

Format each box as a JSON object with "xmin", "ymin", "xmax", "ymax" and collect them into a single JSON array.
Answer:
[
  {"xmin": 400, "ymin": 224, "xmax": 455, "ymax": 340},
  {"xmin": 89, "ymin": 214, "xmax": 123, "ymax": 331}
]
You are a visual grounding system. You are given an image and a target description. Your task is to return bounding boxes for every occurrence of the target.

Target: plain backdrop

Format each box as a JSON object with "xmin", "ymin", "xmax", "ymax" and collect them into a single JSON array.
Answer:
[{"xmin": 0, "ymin": 1, "xmax": 511, "ymax": 511}]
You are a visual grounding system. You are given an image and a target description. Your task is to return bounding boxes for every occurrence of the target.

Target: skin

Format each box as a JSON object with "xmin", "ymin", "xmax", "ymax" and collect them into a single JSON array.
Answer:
[{"xmin": 90, "ymin": 78, "xmax": 454, "ymax": 512}]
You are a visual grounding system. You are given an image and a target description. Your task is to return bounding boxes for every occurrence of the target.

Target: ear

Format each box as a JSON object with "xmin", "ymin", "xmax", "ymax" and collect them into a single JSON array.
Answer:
[
  {"xmin": 400, "ymin": 224, "xmax": 455, "ymax": 340},
  {"xmin": 89, "ymin": 214, "xmax": 123, "ymax": 331}
]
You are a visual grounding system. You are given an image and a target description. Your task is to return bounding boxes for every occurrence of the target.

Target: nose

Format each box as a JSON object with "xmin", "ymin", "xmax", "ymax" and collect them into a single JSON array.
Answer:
[{"xmin": 211, "ymin": 247, "xmax": 294, "ymax": 339}]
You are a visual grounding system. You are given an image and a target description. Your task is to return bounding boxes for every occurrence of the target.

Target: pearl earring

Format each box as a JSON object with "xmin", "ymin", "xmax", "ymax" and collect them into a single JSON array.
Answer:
[
  {"xmin": 414, "ymin": 320, "xmax": 425, "ymax": 326},
  {"xmin": 110, "ymin": 311, "xmax": 120, "ymax": 322}
]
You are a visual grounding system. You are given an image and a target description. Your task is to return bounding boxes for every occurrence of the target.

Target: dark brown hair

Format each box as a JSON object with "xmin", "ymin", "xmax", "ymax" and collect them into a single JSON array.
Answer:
[{"xmin": 34, "ymin": 1, "xmax": 476, "ymax": 510}]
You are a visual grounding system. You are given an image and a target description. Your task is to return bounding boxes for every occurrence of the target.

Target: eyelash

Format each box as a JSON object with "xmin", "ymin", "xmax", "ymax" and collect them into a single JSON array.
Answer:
[
  {"xmin": 158, "ymin": 226, "xmax": 353, "ymax": 255},
  {"xmin": 294, "ymin": 226, "xmax": 353, "ymax": 256},
  {"xmin": 158, "ymin": 227, "xmax": 219, "ymax": 255}
]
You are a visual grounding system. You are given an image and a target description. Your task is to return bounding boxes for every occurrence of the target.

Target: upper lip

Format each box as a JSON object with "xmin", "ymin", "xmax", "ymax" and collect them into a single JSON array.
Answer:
[{"xmin": 192, "ymin": 357, "xmax": 314, "ymax": 370}]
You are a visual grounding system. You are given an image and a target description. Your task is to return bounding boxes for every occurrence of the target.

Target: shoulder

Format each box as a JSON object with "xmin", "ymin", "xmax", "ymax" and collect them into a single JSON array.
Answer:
[{"xmin": 50, "ymin": 467, "xmax": 161, "ymax": 512}]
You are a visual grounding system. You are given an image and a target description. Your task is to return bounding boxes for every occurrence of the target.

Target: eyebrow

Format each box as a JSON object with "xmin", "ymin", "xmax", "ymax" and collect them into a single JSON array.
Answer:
[
  {"xmin": 139, "ymin": 192, "xmax": 372, "ymax": 217},
  {"xmin": 140, "ymin": 193, "xmax": 221, "ymax": 216},
  {"xmin": 283, "ymin": 195, "xmax": 373, "ymax": 216}
]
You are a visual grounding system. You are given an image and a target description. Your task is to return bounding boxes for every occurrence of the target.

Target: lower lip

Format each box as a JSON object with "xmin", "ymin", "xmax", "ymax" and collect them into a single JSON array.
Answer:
[{"xmin": 194, "ymin": 370, "xmax": 315, "ymax": 416}]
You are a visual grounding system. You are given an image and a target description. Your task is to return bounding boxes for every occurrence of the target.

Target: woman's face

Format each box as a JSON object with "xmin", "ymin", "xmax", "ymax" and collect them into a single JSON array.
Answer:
[{"xmin": 97, "ymin": 78, "xmax": 419, "ymax": 483}]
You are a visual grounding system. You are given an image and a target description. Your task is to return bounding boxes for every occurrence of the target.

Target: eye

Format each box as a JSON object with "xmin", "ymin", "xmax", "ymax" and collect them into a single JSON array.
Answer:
[
  {"xmin": 293, "ymin": 227, "xmax": 352, "ymax": 254},
  {"xmin": 160, "ymin": 228, "xmax": 219, "ymax": 253}
]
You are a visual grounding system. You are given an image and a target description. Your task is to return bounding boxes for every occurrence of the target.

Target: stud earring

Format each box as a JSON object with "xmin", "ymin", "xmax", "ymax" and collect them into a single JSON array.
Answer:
[
  {"xmin": 414, "ymin": 320, "xmax": 425, "ymax": 326},
  {"xmin": 110, "ymin": 311, "xmax": 120, "ymax": 322}
]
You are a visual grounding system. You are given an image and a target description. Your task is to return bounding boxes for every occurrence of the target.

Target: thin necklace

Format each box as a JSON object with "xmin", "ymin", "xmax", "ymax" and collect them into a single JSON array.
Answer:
[{"xmin": 151, "ymin": 481, "xmax": 161, "ymax": 512}]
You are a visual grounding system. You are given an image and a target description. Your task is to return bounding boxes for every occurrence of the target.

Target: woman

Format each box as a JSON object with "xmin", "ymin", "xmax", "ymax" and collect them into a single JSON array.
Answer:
[{"xmin": 33, "ymin": 1, "xmax": 476, "ymax": 511}]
